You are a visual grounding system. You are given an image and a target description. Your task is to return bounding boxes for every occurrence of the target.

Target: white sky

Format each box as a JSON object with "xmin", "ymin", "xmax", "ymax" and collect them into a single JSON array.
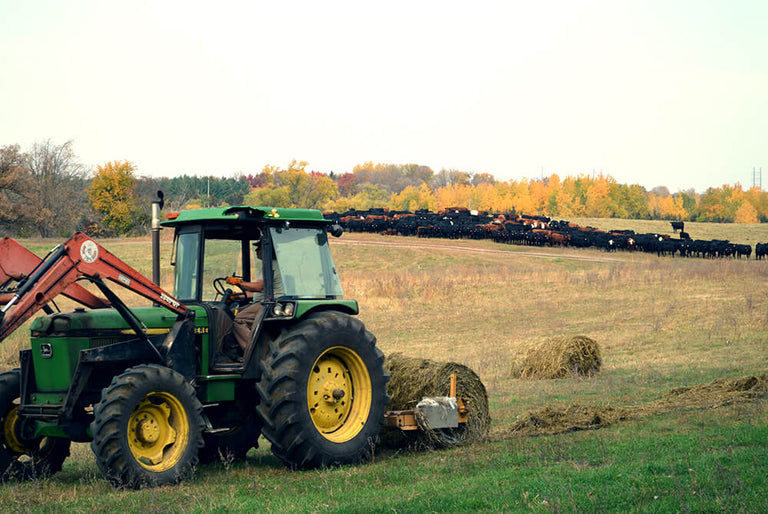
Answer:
[{"xmin": 1, "ymin": 0, "xmax": 766, "ymax": 193}]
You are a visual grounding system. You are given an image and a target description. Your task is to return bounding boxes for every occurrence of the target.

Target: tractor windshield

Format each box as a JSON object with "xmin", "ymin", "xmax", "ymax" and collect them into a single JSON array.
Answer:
[{"xmin": 271, "ymin": 227, "xmax": 344, "ymax": 298}]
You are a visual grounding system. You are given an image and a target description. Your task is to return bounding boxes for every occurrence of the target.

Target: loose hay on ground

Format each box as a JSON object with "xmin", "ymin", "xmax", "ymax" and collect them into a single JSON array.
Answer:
[
  {"xmin": 501, "ymin": 404, "xmax": 631, "ymax": 437},
  {"xmin": 510, "ymin": 335, "xmax": 602, "ymax": 380},
  {"xmin": 383, "ymin": 352, "xmax": 491, "ymax": 447},
  {"xmin": 493, "ymin": 374, "xmax": 768, "ymax": 440},
  {"xmin": 643, "ymin": 373, "xmax": 768, "ymax": 415}
]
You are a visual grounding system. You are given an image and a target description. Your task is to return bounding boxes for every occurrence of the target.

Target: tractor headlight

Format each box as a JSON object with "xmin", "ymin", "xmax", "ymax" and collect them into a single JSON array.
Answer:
[{"xmin": 272, "ymin": 302, "xmax": 295, "ymax": 318}]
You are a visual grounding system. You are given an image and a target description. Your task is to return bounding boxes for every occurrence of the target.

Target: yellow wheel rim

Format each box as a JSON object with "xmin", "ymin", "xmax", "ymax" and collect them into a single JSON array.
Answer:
[
  {"xmin": 127, "ymin": 392, "xmax": 189, "ymax": 472},
  {"xmin": 3, "ymin": 404, "xmax": 28, "ymax": 455},
  {"xmin": 307, "ymin": 346, "xmax": 372, "ymax": 443},
  {"xmin": 307, "ymin": 346, "xmax": 373, "ymax": 443}
]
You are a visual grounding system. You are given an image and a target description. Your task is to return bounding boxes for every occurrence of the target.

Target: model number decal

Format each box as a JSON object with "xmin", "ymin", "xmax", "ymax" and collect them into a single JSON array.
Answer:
[{"xmin": 160, "ymin": 293, "xmax": 180, "ymax": 309}]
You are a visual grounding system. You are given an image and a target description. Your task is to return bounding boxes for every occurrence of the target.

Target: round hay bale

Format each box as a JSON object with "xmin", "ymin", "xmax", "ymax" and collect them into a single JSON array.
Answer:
[
  {"xmin": 510, "ymin": 335, "xmax": 602, "ymax": 380},
  {"xmin": 383, "ymin": 353, "xmax": 490, "ymax": 447}
]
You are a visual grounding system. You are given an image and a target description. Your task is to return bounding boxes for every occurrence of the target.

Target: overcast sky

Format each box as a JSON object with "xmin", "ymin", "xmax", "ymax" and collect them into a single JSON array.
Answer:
[{"xmin": 1, "ymin": 0, "xmax": 766, "ymax": 193}]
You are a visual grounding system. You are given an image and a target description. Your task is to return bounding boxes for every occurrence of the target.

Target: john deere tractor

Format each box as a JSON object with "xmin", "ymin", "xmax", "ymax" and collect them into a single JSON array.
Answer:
[{"xmin": 0, "ymin": 204, "xmax": 391, "ymax": 488}]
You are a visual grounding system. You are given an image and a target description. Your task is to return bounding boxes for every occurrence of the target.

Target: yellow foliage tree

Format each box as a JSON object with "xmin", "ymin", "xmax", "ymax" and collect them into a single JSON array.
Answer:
[
  {"xmin": 389, "ymin": 184, "xmax": 437, "ymax": 212},
  {"xmin": 553, "ymin": 176, "xmax": 586, "ymax": 217},
  {"xmin": 584, "ymin": 174, "xmax": 613, "ymax": 217},
  {"xmin": 88, "ymin": 160, "xmax": 140, "ymax": 235},
  {"xmin": 735, "ymin": 200, "xmax": 758, "ymax": 223},
  {"xmin": 245, "ymin": 160, "xmax": 338, "ymax": 209},
  {"xmin": 742, "ymin": 186, "xmax": 768, "ymax": 221},
  {"xmin": 436, "ymin": 184, "xmax": 474, "ymax": 211},
  {"xmin": 648, "ymin": 193, "xmax": 687, "ymax": 220},
  {"xmin": 528, "ymin": 179, "xmax": 549, "ymax": 215}
]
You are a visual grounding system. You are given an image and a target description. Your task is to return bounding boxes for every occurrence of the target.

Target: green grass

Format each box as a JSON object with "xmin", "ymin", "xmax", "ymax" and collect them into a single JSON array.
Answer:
[
  {"xmin": 3, "ymin": 406, "xmax": 764, "ymax": 512},
  {"xmin": 1, "ymin": 226, "xmax": 767, "ymax": 511}
]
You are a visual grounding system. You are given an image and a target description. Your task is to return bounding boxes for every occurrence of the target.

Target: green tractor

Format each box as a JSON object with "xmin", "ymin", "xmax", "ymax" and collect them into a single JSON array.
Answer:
[{"xmin": 0, "ymin": 204, "xmax": 390, "ymax": 488}]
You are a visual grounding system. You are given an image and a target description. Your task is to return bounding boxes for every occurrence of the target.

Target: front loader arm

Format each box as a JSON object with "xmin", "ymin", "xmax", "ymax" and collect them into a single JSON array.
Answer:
[
  {"xmin": 0, "ymin": 232, "xmax": 188, "ymax": 343},
  {"xmin": 0, "ymin": 237, "xmax": 109, "ymax": 308}
]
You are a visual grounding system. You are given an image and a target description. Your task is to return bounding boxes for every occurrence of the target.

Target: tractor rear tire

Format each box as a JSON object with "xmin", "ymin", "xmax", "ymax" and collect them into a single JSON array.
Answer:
[
  {"xmin": 256, "ymin": 311, "xmax": 389, "ymax": 469},
  {"xmin": 0, "ymin": 369, "xmax": 70, "ymax": 482},
  {"xmin": 90, "ymin": 364, "xmax": 204, "ymax": 489}
]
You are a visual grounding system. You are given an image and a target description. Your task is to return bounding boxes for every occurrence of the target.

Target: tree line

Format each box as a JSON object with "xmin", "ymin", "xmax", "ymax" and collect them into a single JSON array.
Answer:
[{"xmin": 1, "ymin": 140, "xmax": 766, "ymax": 238}]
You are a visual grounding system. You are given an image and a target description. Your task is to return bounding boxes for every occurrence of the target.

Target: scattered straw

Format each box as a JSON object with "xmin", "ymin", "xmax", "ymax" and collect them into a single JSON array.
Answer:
[
  {"xmin": 493, "ymin": 373, "xmax": 768, "ymax": 440},
  {"xmin": 503, "ymin": 404, "xmax": 631, "ymax": 437},
  {"xmin": 643, "ymin": 373, "xmax": 768, "ymax": 415},
  {"xmin": 383, "ymin": 353, "xmax": 491, "ymax": 447},
  {"xmin": 510, "ymin": 335, "xmax": 602, "ymax": 380}
]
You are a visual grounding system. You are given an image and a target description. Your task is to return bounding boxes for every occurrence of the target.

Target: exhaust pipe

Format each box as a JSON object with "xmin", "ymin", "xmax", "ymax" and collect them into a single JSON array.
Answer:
[{"xmin": 151, "ymin": 191, "xmax": 165, "ymax": 286}]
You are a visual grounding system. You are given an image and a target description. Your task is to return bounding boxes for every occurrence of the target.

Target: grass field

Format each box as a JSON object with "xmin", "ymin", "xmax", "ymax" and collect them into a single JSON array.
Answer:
[{"xmin": 1, "ymin": 221, "xmax": 767, "ymax": 512}]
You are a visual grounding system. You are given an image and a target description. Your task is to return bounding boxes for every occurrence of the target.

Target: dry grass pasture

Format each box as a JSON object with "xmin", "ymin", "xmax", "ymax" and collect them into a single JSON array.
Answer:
[{"xmin": 1, "ymin": 223, "xmax": 767, "ymax": 511}]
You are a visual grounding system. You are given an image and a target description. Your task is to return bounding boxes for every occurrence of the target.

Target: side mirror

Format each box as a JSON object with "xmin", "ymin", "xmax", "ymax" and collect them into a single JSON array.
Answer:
[{"xmin": 328, "ymin": 224, "xmax": 344, "ymax": 238}]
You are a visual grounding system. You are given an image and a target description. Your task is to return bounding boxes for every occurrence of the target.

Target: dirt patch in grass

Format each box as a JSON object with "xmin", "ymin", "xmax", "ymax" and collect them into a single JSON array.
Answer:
[{"xmin": 495, "ymin": 373, "xmax": 768, "ymax": 439}]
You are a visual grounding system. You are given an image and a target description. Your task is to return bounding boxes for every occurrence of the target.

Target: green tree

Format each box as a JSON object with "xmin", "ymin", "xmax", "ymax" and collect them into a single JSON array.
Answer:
[
  {"xmin": 88, "ymin": 161, "xmax": 140, "ymax": 235},
  {"xmin": 675, "ymin": 189, "xmax": 699, "ymax": 221}
]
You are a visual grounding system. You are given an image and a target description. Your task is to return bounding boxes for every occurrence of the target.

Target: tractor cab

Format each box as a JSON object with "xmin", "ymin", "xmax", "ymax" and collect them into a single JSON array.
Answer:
[{"xmin": 162, "ymin": 206, "xmax": 354, "ymax": 369}]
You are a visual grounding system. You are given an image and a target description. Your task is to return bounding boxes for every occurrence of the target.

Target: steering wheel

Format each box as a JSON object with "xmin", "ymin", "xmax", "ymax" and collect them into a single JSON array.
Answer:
[{"xmin": 213, "ymin": 277, "xmax": 247, "ymax": 305}]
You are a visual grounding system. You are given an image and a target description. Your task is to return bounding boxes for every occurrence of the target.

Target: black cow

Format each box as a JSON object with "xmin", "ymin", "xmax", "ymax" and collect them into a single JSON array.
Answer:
[
  {"xmin": 671, "ymin": 221, "xmax": 685, "ymax": 232},
  {"xmin": 734, "ymin": 244, "xmax": 752, "ymax": 259},
  {"xmin": 756, "ymin": 243, "xmax": 768, "ymax": 260}
]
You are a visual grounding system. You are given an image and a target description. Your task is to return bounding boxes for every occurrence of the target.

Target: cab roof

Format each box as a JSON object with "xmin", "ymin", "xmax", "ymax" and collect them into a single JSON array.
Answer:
[{"xmin": 161, "ymin": 206, "xmax": 329, "ymax": 228}]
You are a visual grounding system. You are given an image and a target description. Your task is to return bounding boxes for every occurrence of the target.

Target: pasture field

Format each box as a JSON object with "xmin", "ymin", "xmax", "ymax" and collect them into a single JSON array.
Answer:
[{"xmin": 1, "ymin": 223, "xmax": 768, "ymax": 512}]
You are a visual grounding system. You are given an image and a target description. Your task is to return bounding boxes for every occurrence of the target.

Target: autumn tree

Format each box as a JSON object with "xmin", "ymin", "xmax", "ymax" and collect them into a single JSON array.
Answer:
[
  {"xmin": 245, "ymin": 160, "xmax": 338, "ymax": 209},
  {"xmin": 471, "ymin": 173, "xmax": 497, "ymax": 186},
  {"xmin": 350, "ymin": 162, "xmax": 433, "ymax": 193},
  {"xmin": 88, "ymin": 161, "xmax": 141, "ymax": 235},
  {"xmin": 648, "ymin": 191, "xmax": 687, "ymax": 220},
  {"xmin": 742, "ymin": 186, "xmax": 768, "ymax": 222},
  {"xmin": 389, "ymin": 184, "xmax": 437, "ymax": 212},
  {"xmin": 336, "ymin": 172, "xmax": 359, "ymax": 196},
  {"xmin": 698, "ymin": 185, "xmax": 742, "ymax": 222},
  {"xmin": 734, "ymin": 200, "xmax": 758, "ymax": 223},
  {"xmin": 528, "ymin": 179, "xmax": 549, "ymax": 215},
  {"xmin": 25, "ymin": 140, "xmax": 89, "ymax": 237},
  {"xmin": 432, "ymin": 168, "xmax": 472, "ymax": 188},
  {"xmin": 0, "ymin": 144, "xmax": 32, "ymax": 233}
]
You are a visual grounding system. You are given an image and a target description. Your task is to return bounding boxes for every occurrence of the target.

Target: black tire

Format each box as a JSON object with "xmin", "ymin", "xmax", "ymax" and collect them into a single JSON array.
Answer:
[
  {"xmin": 256, "ymin": 312, "xmax": 389, "ymax": 469},
  {"xmin": 0, "ymin": 370, "xmax": 70, "ymax": 481},
  {"xmin": 198, "ymin": 413, "xmax": 261, "ymax": 465},
  {"xmin": 90, "ymin": 364, "xmax": 204, "ymax": 489}
]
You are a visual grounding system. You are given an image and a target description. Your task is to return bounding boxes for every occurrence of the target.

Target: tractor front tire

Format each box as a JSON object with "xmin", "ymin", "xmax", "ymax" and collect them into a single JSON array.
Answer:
[
  {"xmin": 90, "ymin": 364, "xmax": 204, "ymax": 489},
  {"xmin": 0, "ymin": 370, "xmax": 70, "ymax": 481},
  {"xmin": 256, "ymin": 312, "xmax": 389, "ymax": 469}
]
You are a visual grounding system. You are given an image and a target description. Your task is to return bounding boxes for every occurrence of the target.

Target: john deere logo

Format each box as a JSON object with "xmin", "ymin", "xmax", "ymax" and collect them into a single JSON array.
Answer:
[{"xmin": 40, "ymin": 343, "xmax": 53, "ymax": 359}]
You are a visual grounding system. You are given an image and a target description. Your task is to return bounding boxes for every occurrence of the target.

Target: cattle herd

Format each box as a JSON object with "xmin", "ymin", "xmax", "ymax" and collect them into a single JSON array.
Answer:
[{"xmin": 326, "ymin": 207, "xmax": 768, "ymax": 260}]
